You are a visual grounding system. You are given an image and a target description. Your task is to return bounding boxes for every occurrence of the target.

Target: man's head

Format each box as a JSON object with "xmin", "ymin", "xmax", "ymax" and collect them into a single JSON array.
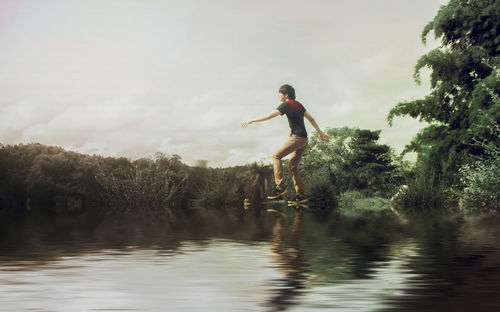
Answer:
[{"xmin": 279, "ymin": 84, "xmax": 296, "ymax": 101}]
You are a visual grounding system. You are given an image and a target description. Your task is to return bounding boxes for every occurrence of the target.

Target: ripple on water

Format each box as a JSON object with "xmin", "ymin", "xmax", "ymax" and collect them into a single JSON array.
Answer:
[{"xmin": 1, "ymin": 214, "xmax": 500, "ymax": 311}]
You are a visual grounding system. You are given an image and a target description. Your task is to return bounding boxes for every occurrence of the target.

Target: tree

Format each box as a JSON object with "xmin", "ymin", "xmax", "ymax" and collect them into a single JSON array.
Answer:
[
  {"xmin": 301, "ymin": 127, "xmax": 396, "ymax": 193},
  {"xmin": 301, "ymin": 127, "xmax": 356, "ymax": 192},
  {"xmin": 347, "ymin": 129, "xmax": 396, "ymax": 191},
  {"xmin": 387, "ymin": 0, "xmax": 500, "ymax": 183}
]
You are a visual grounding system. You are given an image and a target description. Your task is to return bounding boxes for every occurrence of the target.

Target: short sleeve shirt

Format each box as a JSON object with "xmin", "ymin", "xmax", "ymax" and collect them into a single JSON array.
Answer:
[{"xmin": 277, "ymin": 99, "xmax": 308, "ymax": 138}]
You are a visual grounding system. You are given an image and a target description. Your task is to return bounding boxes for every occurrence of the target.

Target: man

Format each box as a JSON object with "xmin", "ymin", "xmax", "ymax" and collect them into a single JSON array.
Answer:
[{"xmin": 241, "ymin": 84, "xmax": 329, "ymax": 202}]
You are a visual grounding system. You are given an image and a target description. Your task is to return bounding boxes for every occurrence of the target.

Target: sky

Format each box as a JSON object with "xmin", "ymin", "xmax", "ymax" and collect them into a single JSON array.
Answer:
[{"xmin": 0, "ymin": 0, "xmax": 448, "ymax": 167}]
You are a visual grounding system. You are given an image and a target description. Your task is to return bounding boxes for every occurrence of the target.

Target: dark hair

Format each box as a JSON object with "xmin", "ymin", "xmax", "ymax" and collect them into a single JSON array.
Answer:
[{"xmin": 279, "ymin": 84, "xmax": 296, "ymax": 100}]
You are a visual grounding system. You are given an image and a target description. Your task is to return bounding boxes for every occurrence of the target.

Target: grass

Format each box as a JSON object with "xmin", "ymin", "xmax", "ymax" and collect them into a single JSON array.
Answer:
[{"xmin": 337, "ymin": 190, "xmax": 392, "ymax": 218}]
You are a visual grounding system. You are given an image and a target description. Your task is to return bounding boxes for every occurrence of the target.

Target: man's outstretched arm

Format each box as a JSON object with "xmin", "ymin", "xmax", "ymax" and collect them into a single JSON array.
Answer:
[
  {"xmin": 304, "ymin": 111, "xmax": 329, "ymax": 140},
  {"xmin": 241, "ymin": 110, "xmax": 281, "ymax": 128}
]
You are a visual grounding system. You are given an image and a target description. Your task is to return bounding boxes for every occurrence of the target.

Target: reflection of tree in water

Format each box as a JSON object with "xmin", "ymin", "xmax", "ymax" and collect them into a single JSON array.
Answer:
[
  {"xmin": 331, "ymin": 214, "xmax": 402, "ymax": 279},
  {"xmin": 265, "ymin": 210, "xmax": 310, "ymax": 311}
]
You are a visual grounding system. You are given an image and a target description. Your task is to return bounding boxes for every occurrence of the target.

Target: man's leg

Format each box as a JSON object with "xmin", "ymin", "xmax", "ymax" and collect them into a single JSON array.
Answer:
[
  {"xmin": 288, "ymin": 138, "xmax": 308, "ymax": 196},
  {"xmin": 272, "ymin": 137, "xmax": 292, "ymax": 189},
  {"xmin": 272, "ymin": 136, "xmax": 304, "ymax": 189}
]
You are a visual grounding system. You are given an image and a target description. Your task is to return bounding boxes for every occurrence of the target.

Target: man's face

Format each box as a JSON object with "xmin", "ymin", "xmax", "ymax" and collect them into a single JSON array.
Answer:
[{"xmin": 279, "ymin": 92, "xmax": 287, "ymax": 102}]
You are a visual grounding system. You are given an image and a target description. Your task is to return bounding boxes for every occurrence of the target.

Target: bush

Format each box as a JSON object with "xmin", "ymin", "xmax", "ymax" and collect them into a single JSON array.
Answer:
[
  {"xmin": 457, "ymin": 79, "xmax": 500, "ymax": 215},
  {"xmin": 304, "ymin": 166, "xmax": 338, "ymax": 216},
  {"xmin": 390, "ymin": 168, "xmax": 449, "ymax": 214},
  {"xmin": 458, "ymin": 159, "xmax": 500, "ymax": 214},
  {"xmin": 189, "ymin": 168, "xmax": 245, "ymax": 210},
  {"xmin": 338, "ymin": 190, "xmax": 391, "ymax": 218},
  {"xmin": 95, "ymin": 153, "xmax": 186, "ymax": 217}
]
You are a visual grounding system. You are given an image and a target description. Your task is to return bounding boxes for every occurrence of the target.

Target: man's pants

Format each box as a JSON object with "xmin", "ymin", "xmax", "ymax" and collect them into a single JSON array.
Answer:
[{"xmin": 272, "ymin": 135, "xmax": 308, "ymax": 196}]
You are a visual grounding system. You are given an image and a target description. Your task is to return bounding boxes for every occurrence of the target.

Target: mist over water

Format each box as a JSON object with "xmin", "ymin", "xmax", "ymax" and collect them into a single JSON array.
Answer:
[{"xmin": 1, "ymin": 208, "xmax": 500, "ymax": 312}]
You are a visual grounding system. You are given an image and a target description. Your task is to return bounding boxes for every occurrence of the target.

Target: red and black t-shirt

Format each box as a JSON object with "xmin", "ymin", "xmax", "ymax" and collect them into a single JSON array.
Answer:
[{"xmin": 277, "ymin": 99, "xmax": 307, "ymax": 138}]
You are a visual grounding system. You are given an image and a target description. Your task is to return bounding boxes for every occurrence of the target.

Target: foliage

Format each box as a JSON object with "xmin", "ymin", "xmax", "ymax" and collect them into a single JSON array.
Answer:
[
  {"xmin": 337, "ymin": 190, "xmax": 391, "ymax": 218},
  {"xmin": 187, "ymin": 166, "xmax": 246, "ymax": 210},
  {"xmin": 301, "ymin": 127, "xmax": 353, "ymax": 193},
  {"xmin": 387, "ymin": 0, "xmax": 500, "ymax": 184},
  {"xmin": 27, "ymin": 151, "xmax": 102, "ymax": 212},
  {"xmin": 304, "ymin": 166, "xmax": 338, "ymax": 216},
  {"xmin": 390, "ymin": 168, "xmax": 450, "ymax": 214},
  {"xmin": 457, "ymin": 158, "xmax": 500, "ymax": 214},
  {"xmin": 0, "ymin": 143, "xmax": 258, "ymax": 218},
  {"xmin": 302, "ymin": 127, "xmax": 397, "ymax": 195},
  {"xmin": 455, "ymin": 75, "xmax": 500, "ymax": 214},
  {"xmin": 347, "ymin": 129, "xmax": 396, "ymax": 192},
  {"xmin": 0, "ymin": 143, "xmax": 103, "ymax": 214},
  {"xmin": 95, "ymin": 153, "xmax": 187, "ymax": 218}
]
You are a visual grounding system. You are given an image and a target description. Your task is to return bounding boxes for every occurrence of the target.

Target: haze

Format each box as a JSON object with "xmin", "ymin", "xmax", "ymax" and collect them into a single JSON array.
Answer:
[{"xmin": 0, "ymin": 0, "xmax": 447, "ymax": 166}]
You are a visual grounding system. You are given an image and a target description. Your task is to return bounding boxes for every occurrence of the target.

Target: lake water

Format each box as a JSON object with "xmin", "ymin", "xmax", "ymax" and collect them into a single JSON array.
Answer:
[{"xmin": 1, "ymin": 207, "xmax": 500, "ymax": 311}]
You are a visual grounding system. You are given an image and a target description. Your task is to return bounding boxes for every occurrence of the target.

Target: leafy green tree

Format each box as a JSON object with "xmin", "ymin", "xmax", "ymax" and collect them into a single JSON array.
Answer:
[
  {"xmin": 347, "ymin": 129, "xmax": 395, "ymax": 191},
  {"xmin": 302, "ymin": 126, "xmax": 356, "ymax": 191},
  {"xmin": 302, "ymin": 127, "xmax": 396, "ymax": 194},
  {"xmin": 387, "ymin": 0, "xmax": 500, "ymax": 183},
  {"xmin": 27, "ymin": 151, "xmax": 101, "ymax": 212},
  {"xmin": 0, "ymin": 143, "xmax": 62, "ymax": 212},
  {"xmin": 456, "ymin": 68, "xmax": 500, "ymax": 214}
]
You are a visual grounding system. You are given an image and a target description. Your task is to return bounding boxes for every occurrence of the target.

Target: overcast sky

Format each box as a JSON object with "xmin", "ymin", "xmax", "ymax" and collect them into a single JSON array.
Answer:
[{"xmin": 0, "ymin": 0, "xmax": 447, "ymax": 166}]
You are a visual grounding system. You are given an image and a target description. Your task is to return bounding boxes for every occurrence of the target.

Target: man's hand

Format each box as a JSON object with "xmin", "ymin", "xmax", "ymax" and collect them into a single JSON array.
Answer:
[
  {"xmin": 318, "ymin": 131, "xmax": 330, "ymax": 141},
  {"xmin": 241, "ymin": 121, "xmax": 252, "ymax": 128}
]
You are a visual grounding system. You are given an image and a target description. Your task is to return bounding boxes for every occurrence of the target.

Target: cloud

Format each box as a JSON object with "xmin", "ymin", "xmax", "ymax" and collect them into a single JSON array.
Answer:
[{"xmin": 0, "ymin": 0, "xmax": 447, "ymax": 166}]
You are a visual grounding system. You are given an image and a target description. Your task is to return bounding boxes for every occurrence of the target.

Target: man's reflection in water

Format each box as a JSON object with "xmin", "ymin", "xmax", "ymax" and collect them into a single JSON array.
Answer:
[{"xmin": 265, "ymin": 210, "xmax": 310, "ymax": 311}]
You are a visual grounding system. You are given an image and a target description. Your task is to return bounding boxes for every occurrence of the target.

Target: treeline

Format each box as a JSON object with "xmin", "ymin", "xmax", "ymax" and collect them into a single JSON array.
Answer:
[
  {"xmin": 0, "ymin": 118, "xmax": 414, "ymax": 221},
  {"xmin": 0, "ymin": 143, "xmax": 267, "ymax": 219},
  {"xmin": 0, "ymin": 126, "xmax": 402, "ymax": 219}
]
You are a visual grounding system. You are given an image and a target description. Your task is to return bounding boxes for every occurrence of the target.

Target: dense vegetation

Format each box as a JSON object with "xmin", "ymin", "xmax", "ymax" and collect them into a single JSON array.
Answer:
[
  {"xmin": 387, "ymin": 0, "xmax": 499, "ymax": 214},
  {"xmin": 0, "ymin": 143, "xmax": 258, "ymax": 220},
  {"xmin": 0, "ymin": 127, "xmax": 397, "ymax": 219}
]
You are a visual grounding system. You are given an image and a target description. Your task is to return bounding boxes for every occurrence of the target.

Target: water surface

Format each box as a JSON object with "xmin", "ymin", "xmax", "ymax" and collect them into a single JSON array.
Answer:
[{"xmin": 1, "ymin": 208, "xmax": 500, "ymax": 311}]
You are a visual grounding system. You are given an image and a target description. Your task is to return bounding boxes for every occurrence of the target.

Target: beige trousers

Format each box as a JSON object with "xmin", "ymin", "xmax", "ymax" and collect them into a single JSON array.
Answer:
[{"xmin": 272, "ymin": 135, "xmax": 308, "ymax": 196}]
